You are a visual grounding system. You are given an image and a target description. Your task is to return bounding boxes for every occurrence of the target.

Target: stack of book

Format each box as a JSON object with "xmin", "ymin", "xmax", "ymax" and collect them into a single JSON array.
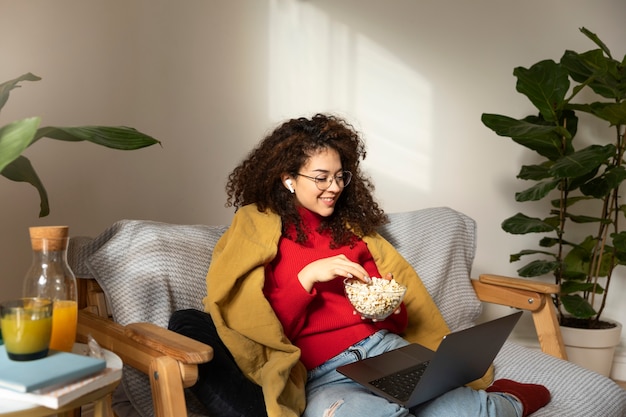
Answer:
[{"xmin": 0, "ymin": 345, "xmax": 122, "ymax": 409}]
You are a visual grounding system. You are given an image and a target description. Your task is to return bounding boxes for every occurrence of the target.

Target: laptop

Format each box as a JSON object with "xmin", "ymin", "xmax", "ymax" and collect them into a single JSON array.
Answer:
[{"xmin": 336, "ymin": 311, "xmax": 522, "ymax": 409}]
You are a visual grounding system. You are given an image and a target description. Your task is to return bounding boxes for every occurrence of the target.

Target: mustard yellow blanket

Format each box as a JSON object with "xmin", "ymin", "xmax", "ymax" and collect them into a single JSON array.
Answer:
[{"xmin": 204, "ymin": 204, "xmax": 492, "ymax": 417}]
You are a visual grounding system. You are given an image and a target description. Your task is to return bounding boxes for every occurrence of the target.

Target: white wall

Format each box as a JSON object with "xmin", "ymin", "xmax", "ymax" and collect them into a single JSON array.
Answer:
[{"xmin": 2, "ymin": 0, "xmax": 626, "ymax": 368}]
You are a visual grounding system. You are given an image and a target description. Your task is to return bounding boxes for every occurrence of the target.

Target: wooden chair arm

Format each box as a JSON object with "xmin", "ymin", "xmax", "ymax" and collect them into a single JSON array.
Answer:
[
  {"xmin": 478, "ymin": 274, "xmax": 559, "ymax": 294},
  {"xmin": 125, "ymin": 322, "xmax": 212, "ymax": 364},
  {"xmin": 77, "ymin": 310, "xmax": 213, "ymax": 389},
  {"xmin": 472, "ymin": 274, "xmax": 567, "ymax": 361}
]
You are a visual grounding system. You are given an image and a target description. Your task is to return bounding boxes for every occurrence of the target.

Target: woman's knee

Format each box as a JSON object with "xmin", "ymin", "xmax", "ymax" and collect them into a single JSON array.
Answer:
[{"xmin": 305, "ymin": 385, "xmax": 411, "ymax": 417}]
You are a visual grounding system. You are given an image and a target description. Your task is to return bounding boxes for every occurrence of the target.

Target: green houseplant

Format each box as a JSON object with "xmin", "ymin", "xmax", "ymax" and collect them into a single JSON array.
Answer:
[
  {"xmin": 481, "ymin": 28, "xmax": 626, "ymax": 331},
  {"xmin": 0, "ymin": 73, "xmax": 160, "ymax": 217}
]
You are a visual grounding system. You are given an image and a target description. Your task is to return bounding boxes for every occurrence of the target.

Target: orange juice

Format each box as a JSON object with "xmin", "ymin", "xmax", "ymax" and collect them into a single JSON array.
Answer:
[
  {"xmin": 49, "ymin": 300, "xmax": 78, "ymax": 352},
  {"xmin": 1, "ymin": 311, "xmax": 52, "ymax": 360}
]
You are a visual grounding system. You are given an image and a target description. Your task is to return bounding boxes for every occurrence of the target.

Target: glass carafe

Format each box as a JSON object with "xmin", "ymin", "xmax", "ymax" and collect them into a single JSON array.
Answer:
[{"xmin": 23, "ymin": 226, "xmax": 78, "ymax": 352}]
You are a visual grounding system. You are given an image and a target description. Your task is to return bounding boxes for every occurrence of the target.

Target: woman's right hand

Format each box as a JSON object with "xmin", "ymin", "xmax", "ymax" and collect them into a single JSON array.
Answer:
[{"xmin": 297, "ymin": 254, "xmax": 370, "ymax": 292}]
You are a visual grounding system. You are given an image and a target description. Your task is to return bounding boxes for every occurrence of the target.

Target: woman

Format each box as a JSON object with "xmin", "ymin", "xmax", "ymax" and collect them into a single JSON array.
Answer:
[{"xmin": 169, "ymin": 114, "xmax": 550, "ymax": 417}]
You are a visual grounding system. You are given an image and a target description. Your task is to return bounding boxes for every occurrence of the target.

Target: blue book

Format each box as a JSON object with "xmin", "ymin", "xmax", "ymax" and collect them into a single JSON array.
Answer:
[{"xmin": 0, "ymin": 345, "xmax": 106, "ymax": 392}]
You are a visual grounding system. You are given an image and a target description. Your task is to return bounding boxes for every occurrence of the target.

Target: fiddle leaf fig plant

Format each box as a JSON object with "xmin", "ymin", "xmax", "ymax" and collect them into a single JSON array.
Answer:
[
  {"xmin": 481, "ymin": 28, "xmax": 626, "ymax": 329},
  {"xmin": 0, "ymin": 73, "xmax": 161, "ymax": 217}
]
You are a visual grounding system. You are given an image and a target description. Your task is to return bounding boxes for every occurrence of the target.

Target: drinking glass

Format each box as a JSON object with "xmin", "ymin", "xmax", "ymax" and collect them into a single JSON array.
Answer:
[{"xmin": 0, "ymin": 297, "xmax": 53, "ymax": 361}]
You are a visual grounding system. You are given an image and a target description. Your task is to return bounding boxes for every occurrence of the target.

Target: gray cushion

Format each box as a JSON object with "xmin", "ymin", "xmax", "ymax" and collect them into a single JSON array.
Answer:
[
  {"xmin": 78, "ymin": 220, "xmax": 227, "ymax": 327},
  {"xmin": 378, "ymin": 207, "xmax": 480, "ymax": 331},
  {"xmin": 69, "ymin": 207, "xmax": 626, "ymax": 417}
]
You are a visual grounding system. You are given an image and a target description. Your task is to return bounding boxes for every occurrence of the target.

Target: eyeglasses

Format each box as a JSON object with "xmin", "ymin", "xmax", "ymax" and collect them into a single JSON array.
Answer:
[{"xmin": 296, "ymin": 170, "xmax": 352, "ymax": 190}]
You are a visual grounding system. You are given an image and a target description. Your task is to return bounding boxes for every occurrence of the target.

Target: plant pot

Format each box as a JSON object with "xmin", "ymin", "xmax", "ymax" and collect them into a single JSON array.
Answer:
[{"xmin": 560, "ymin": 320, "xmax": 622, "ymax": 377}]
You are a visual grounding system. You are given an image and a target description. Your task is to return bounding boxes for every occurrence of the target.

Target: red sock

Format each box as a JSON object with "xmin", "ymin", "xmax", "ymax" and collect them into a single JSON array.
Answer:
[{"xmin": 486, "ymin": 379, "xmax": 551, "ymax": 417}]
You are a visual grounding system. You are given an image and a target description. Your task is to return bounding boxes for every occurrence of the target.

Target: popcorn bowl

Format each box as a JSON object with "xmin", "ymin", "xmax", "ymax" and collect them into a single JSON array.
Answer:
[{"xmin": 344, "ymin": 277, "xmax": 407, "ymax": 320}]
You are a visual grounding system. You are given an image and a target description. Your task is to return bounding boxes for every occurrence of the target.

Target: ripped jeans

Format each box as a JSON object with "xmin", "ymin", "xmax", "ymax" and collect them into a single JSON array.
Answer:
[{"xmin": 303, "ymin": 330, "xmax": 522, "ymax": 417}]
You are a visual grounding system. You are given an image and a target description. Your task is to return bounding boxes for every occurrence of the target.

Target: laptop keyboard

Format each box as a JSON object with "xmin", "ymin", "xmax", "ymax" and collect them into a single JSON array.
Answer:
[{"xmin": 368, "ymin": 361, "xmax": 431, "ymax": 402}]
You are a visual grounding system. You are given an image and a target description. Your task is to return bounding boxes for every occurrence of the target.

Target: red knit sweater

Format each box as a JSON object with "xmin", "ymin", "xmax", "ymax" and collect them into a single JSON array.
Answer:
[{"xmin": 264, "ymin": 208, "xmax": 408, "ymax": 370}]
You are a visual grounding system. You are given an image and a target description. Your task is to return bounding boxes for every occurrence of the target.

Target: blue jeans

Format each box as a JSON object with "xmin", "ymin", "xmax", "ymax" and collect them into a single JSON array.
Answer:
[{"xmin": 304, "ymin": 330, "xmax": 522, "ymax": 417}]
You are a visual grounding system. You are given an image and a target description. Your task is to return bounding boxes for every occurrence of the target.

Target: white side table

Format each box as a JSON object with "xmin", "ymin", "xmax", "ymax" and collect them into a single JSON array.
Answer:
[{"xmin": 0, "ymin": 344, "xmax": 122, "ymax": 417}]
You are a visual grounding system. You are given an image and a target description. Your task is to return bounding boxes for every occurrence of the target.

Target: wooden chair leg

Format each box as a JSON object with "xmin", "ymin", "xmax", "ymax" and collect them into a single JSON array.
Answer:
[
  {"xmin": 149, "ymin": 356, "xmax": 189, "ymax": 417},
  {"xmin": 91, "ymin": 393, "xmax": 115, "ymax": 417},
  {"xmin": 529, "ymin": 295, "xmax": 568, "ymax": 360},
  {"xmin": 58, "ymin": 408, "xmax": 82, "ymax": 417}
]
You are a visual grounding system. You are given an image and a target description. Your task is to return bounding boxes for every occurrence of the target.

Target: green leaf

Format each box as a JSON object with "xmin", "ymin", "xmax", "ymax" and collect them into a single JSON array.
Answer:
[
  {"xmin": 1, "ymin": 155, "xmax": 49, "ymax": 217},
  {"xmin": 561, "ymin": 280, "xmax": 604, "ymax": 295},
  {"xmin": 502, "ymin": 212, "xmax": 557, "ymax": 234},
  {"xmin": 569, "ymin": 102, "xmax": 626, "ymax": 126},
  {"xmin": 515, "ymin": 180, "xmax": 559, "ymax": 202},
  {"xmin": 0, "ymin": 117, "xmax": 41, "ymax": 172},
  {"xmin": 567, "ymin": 214, "xmax": 609, "ymax": 224},
  {"xmin": 34, "ymin": 126, "xmax": 161, "ymax": 150},
  {"xmin": 561, "ymin": 294, "xmax": 597, "ymax": 319},
  {"xmin": 579, "ymin": 27, "xmax": 612, "ymax": 59},
  {"xmin": 481, "ymin": 113, "xmax": 570, "ymax": 160},
  {"xmin": 550, "ymin": 144, "xmax": 615, "ymax": 179},
  {"xmin": 563, "ymin": 235, "xmax": 614, "ymax": 277},
  {"xmin": 0, "ymin": 73, "xmax": 41, "ymax": 112},
  {"xmin": 561, "ymin": 269, "xmax": 588, "ymax": 280},
  {"xmin": 517, "ymin": 259, "xmax": 560, "ymax": 277},
  {"xmin": 580, "ymin": 165, "xmax": 626, "ymax": 198},
  {"xmin": 612, "ymin": 232, "xmax": 626, "ymax": 263},
  {"xmin": 510, "ymin": 249, "xmax": 556, "ymax": 262},
  {"xmin": 518, "ymin": 162, "xmax": 553, "ymax": 180},
  {"xmin": 561, "ymin": 48, "xmax": 623, "ymax": 100},
  {"xmin": 539, "ymin": 237, "xmax": 562, "ymax": 247},
  {"xmin": 565, "ymin": 166, "xmax": 600, "ymax": 192},
  {"xmin": 514, "ymin": 60, "xmax": 570, "ymax": 122},
  {"xmin": 550, "ymin": 195, "xmax": 592, "ymax": 208},
  {"xmin": 543, "ymin": 216, "xmax": 562, "ymax": 229}
]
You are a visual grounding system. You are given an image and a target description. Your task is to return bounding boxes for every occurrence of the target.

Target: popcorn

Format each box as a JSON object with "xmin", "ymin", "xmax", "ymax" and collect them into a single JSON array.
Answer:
[{"xmin": 344, "ymin": 277, "xmax": 406, "ymax": 320}]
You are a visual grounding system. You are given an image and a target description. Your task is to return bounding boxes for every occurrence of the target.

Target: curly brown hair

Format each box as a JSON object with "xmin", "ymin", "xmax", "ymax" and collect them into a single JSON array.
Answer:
[{"xmin": 225, "ymin": 113, "xmax": 388, "ymax": 246}]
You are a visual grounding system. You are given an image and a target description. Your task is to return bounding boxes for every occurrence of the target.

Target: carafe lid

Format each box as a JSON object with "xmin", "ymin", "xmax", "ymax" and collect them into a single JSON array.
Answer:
[{"xmin": 29, "ymin": 226, "xmax": 69, "ymax": 251}]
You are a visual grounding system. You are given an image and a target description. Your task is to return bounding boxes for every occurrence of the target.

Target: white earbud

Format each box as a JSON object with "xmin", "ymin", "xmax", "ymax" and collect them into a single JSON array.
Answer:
[{"xmin": 285, "ymin": 179, "xmax": 295, "ymax": 193}]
